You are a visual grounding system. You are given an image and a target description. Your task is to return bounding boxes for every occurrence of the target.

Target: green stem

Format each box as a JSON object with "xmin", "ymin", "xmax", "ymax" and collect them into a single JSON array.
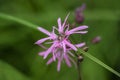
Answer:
[
  {"xmin": 77, "ymin": 60, "xmax": 82, "ymax": 80},
  {"xmin": 0, "ymin": 13, "xmax": 38, "ymax": 29},
  {"xmin": 78, "ymin": 49, "xmax": 120, "ymax": 77}
]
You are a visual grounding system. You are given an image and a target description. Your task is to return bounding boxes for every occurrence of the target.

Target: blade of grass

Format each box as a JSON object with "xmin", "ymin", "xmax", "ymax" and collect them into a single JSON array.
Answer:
[
  {"xmin": 78, "ymin": 49, "xmax": 120, "ymax": 77},
  {"xmin": 0, "ymin": 13, "xmax": 38, "ymax": 29}
]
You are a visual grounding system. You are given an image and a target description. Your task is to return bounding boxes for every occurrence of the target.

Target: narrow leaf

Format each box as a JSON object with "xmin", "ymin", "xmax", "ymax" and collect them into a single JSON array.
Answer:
[
  {"xmin": 78, "ymin": 49, "xmax": 120, "ymax": 77},
  {"xmin": 0, "ymin": 13, "xmax": 38, "ymax": 29}
]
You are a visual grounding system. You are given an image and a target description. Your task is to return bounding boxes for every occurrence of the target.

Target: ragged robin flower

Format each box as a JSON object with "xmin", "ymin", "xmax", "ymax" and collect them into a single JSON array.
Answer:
[{"xmin": 35, "ymin": 14, "xmax": 88, "ymax": 71}]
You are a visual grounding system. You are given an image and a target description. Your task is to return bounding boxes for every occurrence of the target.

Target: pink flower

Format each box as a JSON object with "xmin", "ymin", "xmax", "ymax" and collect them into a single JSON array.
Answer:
[{"xmin": 35, "ymin": 14, "xmax": 88, "ymax": 71}]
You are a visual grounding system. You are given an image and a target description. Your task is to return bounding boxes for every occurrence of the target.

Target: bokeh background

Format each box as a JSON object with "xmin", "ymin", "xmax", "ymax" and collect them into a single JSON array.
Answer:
[{"xmin": 0, "ymin": 0, "xmax": 120, "ymax": 80}]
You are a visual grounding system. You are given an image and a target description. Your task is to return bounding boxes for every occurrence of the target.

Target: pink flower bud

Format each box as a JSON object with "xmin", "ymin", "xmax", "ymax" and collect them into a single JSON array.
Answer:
[
  {"xmin": 75, "ymin": 4, "xmax": 86, "ymax": 24},
  {"xmin": 92, "ymin": 36, "xmax": 101, "ymax": 44}
]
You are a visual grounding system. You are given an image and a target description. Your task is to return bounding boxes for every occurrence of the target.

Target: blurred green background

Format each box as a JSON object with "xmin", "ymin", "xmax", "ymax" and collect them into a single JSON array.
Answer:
[{"xmin": 0, "ymin": 0, "xmax": 120, "ymax": 80}]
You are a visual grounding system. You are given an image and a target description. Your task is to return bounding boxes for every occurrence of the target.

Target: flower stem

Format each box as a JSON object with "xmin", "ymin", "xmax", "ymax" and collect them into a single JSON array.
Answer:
[
  {"xmin": 77, "ymin": 60, "xmax": 82, "ymax": 80},
  {"xmin": 74, "ymin": 52, "xmax": 83, "ymax": 80}
]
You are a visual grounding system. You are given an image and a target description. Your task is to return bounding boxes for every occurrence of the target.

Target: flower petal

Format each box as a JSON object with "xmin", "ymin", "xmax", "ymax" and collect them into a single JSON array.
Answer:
[
  {"xmin": 39, "ymin": 44, "xmax": 47, "ymax": 49},
  {"xmin": 38, "ymin": 27, "xmax": 51, "ymax": 36},
  {"xmin": 62, "ymin": 42, "xmax": 66, "ymax": 54},
  {"xmin": 68, "ymin": 55, "xmax": 77, "ymax": 68},
  {"xmin": 47, "ymin": 57, "xmax": 54, "ymax": 65},
  {"xmin": 64, "ymin": 40, "xmax": 77, "ymax": 51},
  {"xmin": 66, "ymin": 25, "xmax": 88, "ymax": 35},
  {"xmin": 35, "ymin": 37, "xmax": 51, "ymax": 44},
  {"xmin": 75, "ymin": 42, "xmax": 86, "ymax": 48},
  {"xmin": 68, "ymin": 51, "xmax": 75, "ymax": 57},
  {"xmin": 38, "ymin": 51, "xmax": 45, "ymax": 56},
  {"xmin": 58, "ymin": 18, "xmax": 62, "ymax": 33},
  {"xmin": 43, "ymin": 42, "xmax": 56, "ymax": 59},
  {"xmin": 53, "ymin": 49, "xmax": 57, "ymax": 61},
  {"xmin": 51, "ymin": 27, "xmax": 57, "ymax": 39},
  {"xmin": 64, "ymin": 55, "xmax": 72, "ymax": 67},
  {"xmin": 57, "ymin": 58, "xmax": 62, "ymax": 71},
  {"xmin": 62, "ymin": 13, "xmax": 70, "ymax": 28},
  {"xmin": 73, "ymin": 31, "xmax": 88, "ymax": 34}
]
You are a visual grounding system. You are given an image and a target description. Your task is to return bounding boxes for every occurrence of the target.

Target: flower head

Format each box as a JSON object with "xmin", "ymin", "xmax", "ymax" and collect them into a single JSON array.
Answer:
[{"xmin": 35, "ymin": 14, "xmax": 88, "ymax": 71}]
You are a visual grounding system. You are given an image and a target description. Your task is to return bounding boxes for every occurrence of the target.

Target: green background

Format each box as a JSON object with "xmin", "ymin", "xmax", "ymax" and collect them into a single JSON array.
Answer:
[{"xmin": 0, "ymin": 0, "xmax": 120, "ymax": 80}]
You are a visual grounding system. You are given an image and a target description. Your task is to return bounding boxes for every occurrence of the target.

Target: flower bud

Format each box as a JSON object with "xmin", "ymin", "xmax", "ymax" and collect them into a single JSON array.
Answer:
[
  {"xmin": 78, "ymin": 55, "xmax": 84, "ymax": 62},
  {"xmin": 92, "ymin": 36, "xmax": 101, "ymax": 44},
  {"xmin": 82, "ymin": 46, "xmax": 89, "ymax": 52},
  {"xmin": 75, "ymin": 4, "xmax": 86, "ymax": 24}
]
